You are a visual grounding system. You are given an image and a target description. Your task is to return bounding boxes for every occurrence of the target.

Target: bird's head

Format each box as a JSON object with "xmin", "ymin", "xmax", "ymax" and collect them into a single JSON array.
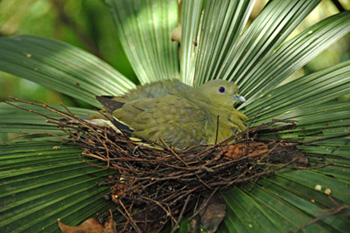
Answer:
[{"xmin": 196, "ymin": 79, "xmax": 246, "ymax": 107}]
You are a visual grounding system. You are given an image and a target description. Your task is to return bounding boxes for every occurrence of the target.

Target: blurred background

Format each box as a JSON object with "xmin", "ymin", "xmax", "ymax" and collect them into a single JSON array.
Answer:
[{"xmin": 0, "ymin": 0, "xmax": 349, "ymax": 106}]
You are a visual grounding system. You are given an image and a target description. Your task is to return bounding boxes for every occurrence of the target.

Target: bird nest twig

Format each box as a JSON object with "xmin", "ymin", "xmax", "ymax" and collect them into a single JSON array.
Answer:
[{"xmin": 4, "ymin": 97, "xmax": 346, "ymax": 232}]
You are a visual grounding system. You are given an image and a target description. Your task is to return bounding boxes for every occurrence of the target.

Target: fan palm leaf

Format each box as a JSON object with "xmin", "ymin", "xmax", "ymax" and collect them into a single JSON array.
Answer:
[{"xmin": 0, "ymin": 0, "xmax": 349, "ymax": 232}]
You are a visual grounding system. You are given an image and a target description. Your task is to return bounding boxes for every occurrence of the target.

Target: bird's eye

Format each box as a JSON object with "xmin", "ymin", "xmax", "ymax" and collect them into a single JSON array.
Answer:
[{"xmin": 218, "ymin": 87, "xmax": 226, "ymax": 93}]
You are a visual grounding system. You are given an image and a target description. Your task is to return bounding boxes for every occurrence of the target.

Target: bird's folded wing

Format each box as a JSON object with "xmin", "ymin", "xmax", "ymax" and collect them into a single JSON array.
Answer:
[
  {"xmin": 96, "ymin": 96, "xmax": 125, "ymax": 114},
  {"xmin": 113, "ymin": 94, "xmax": 215, "ymax": 148},
  {"xmin": 122, "ymin": 79, "xmax": 187, "ymax": 101}
]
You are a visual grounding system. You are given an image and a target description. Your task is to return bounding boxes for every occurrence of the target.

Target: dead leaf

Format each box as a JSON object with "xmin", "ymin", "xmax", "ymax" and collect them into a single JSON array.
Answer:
[
  {"xmin": 199, "ymin": 194, "xmax": 226, "ymax": 233},
  {"xmin": 224, "ymin": 141, "xmax": 268, "ymax": 159},
  {"xmin": 58, "ymin": 217, "xmax": 117, "ymax": 233}
]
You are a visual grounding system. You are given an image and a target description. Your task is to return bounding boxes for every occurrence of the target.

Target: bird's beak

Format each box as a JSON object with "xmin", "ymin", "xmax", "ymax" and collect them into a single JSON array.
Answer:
[{"xmin": 233, "ymin": 95, "xmax": 246, "ymax": 102}]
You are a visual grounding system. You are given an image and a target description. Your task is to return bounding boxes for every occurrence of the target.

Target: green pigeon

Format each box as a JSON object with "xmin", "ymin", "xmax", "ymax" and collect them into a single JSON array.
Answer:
[{"xmin": 90, "ymin": 79, "xmax": 248, "ymax": 149}]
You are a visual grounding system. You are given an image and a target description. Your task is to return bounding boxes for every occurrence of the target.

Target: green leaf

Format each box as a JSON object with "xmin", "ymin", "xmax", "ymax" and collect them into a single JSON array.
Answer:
[
  {"xmin": 223, "ymin": 188, "xmax": 281, "ymax": 232},
  {"xmin": 0, "ymin": 36, "xmax": 135, "ymax": 107},
  {"xmin": 219, "ymin": 0, "xmax": 321, "ymax": 82},
  {"xmin": 222, "ymin": 171, "xmax": 350, "ymax": 233},
  {"xmin": 0, "ymin": 140, "xmax": 113, "ymax": 232},
  {"xmin": 240, "ymin": 11, "xmax": 350, "ymax": 100},
  {"xmin": 0, "ymin": 102, "xmax": 96, "ymax": 134},
  {"xmin": 278, "ymin": 170, "xmax": 350, "ymax": 202},
  {"xmin": 180, "ymin": 0, "xmax": 204, "ymax": 85},
  {"xmin": 185, "ymin": 0, "xmax": 320, "ymax": 85},
  {"xmin": 192, "ymin": 0, "xmax": 255, "ymax": 85},
  {"xmin": 243, "ymin": 60, "xmax": 350, "ymax": 123},
  {"xmin": 106, "ymin": 0, "xmax": 179, "ymax": 84}
]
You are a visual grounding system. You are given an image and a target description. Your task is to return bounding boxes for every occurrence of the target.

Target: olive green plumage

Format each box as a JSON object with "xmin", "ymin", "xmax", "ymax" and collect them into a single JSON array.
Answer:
[{"xmin": 95, "ymin": 79, "xmax": 248, "ymax": 149}]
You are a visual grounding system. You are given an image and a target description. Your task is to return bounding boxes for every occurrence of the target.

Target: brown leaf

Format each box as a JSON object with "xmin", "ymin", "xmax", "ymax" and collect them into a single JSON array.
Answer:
[
  {"xmin": 224, "ymin": 141, "xmax": 268, "ymax": 159},
  {"xmin": 199, "ymin": 194, "xmax": 226, "ymax": 233},
  {"xmin": 58, "ymin": 217, "xmax": 117, "ymax": 233}
]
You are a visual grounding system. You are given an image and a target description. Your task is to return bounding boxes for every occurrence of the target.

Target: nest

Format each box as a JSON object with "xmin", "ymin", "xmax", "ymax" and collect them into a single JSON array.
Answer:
[{"xmin": 5, "ymin": 98, "xmax": 339, "ymax": 233}]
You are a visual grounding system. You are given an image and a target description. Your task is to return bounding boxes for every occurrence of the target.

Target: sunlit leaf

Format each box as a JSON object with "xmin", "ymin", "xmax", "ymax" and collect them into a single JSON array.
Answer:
[
  {"xmin": 240, "ymin": 11, "xmax": 350, "ymax": 100},
  {"xmin": 193, "ymin": 0, "xmax": 255, "ymax": 85},
  {"xmin": 0, "ymin": 36, "xmax": 135, "ymax": 107},
  {"xmin": 243, "ymin": 60, "xmax": 350, "ymax": 123},
  {"xmin": 180, "ymin": 0, "xmax": 203, "ymax": 85},
  {"xmin": 106, "ymin": 0, "xmax": 179, "ymax": 84}
]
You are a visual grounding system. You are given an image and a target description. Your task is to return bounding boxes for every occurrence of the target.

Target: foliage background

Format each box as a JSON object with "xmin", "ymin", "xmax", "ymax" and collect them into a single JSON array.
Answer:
[{"xmin": 0, "ymin": 0, "xmax": 349, "ymax": 106}]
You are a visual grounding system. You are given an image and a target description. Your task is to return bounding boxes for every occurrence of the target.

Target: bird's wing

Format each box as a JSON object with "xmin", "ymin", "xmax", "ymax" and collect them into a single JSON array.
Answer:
[
  {"xmin": 96, "ymin": 96, "xmax": 125, "ymax": 114},
  {"xmin": 122, "ymin": 79, "xmax": 187, "ymax": 101},
  {"xmin": 96, "ymin": 79, "xmax": 190, "ymax": 114},
  {"xmin": 113, "ymin": 94, "xmax": 215, "ymax": 148}
]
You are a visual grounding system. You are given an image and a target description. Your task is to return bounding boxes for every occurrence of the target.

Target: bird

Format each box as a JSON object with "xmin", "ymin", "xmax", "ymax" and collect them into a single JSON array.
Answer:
[{"xmin": 89, "ymin": 79, "xmax": 248, "ymax": 149}]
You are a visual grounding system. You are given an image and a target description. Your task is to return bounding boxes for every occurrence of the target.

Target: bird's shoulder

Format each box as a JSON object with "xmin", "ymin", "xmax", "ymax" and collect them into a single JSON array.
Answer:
[{"xmin": 122, "ymin": 79, "xmax": 190, "ymax": 101}]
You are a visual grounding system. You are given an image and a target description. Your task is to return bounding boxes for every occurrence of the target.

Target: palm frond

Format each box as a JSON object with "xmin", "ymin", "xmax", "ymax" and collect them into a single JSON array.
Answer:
[
  {"xmin": 106, "ymin": 0, "xmax": 179, "ymax": 84},
  {"xmin": 0, "ymin": 36, "xmax": 134, "ymax": 106},
  {"xmin": 0, "ymin": 140, "xmax": 113, "ymax": 232},
  {"xmin": 244, "ymin": 60, "xmax": 350, "ymax": 123},
  {"xmin": 0, "ymin": 0, "xmax": 349, "ymax": 232},
  {"xmin": 241, "ymin": 11, "xmax": 350, "ymax": 100},
  {"xmin": 0, "ymin": 102, "xmax": 96, "ymax": 134}
]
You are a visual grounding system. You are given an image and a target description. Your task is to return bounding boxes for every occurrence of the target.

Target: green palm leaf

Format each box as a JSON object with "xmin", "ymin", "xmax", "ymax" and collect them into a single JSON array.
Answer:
[
  {"xmin": 106, "ymin": 0, "xmax": 179, "ymax": 84},
  {"xmin": 0, "ymin": 102, "xmax": 96, "ymax": 134},
  {"xmin": 241, "ymin": 11, "xmax": 350, "ymax": 100},
  {"xmin": 190, "ymin": 0, "xmax": 255, "ymax": 85},
  {"xmin": 0, "ymin": 36, "xmax": 135, "ymax": 107},
  {"xmin": 243, "ymin": 60, "xmax": 350, "ymax": 123},
  {"xmin": 0, "ymin": 140, "xmax": 113, "ymax": 232},
  {"xmin": 0, "ymin": 0, "xmax": 349, "ymax": 232}
]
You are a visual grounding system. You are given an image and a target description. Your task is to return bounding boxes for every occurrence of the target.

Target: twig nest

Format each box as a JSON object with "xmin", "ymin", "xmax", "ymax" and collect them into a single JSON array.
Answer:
[{"xmin": 6, "ymin": 98, "xmax": 328, "ymax": 232}]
